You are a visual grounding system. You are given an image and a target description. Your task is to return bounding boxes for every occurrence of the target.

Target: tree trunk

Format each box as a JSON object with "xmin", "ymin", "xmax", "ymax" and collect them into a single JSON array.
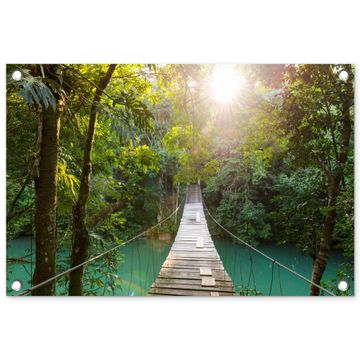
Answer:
[
  {"xmin": 310, "ymin": 90, "xmax": 352, "ymax": 295},
  {"xmin": 69, "ymin": 64, "xmax": 116, "ymax": 295},
  {"xmin": 32, "ymin": 66, "xmax": 64, "ymax": 295},
  {"xmin": 310, "ymin": 182, "xmax": 339, "ymax": 295}
]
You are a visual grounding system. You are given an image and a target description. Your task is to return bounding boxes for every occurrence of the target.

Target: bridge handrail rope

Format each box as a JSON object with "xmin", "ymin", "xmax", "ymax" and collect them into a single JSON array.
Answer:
[
  {"xmin": 17, "ymin": 197, "xmax": 185, "ymax": 296},
  {"xmin": 202, "ymin": 197, "xmax": 336, "ymax": 297}
]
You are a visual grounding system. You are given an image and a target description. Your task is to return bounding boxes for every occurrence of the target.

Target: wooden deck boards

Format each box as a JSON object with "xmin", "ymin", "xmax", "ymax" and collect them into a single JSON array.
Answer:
[{"xmin": 148, "ymin": 184, "xmax": 235, "ymax": 296}]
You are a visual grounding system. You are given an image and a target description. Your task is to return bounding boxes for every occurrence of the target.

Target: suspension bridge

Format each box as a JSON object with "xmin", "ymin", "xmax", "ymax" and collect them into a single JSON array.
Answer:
[
  {"xmin": 11, "ymin": 184, "xmax": 337, "ymax": 296},
  {"xmin": 149, "ymin": 184, "xmax": 235, "ymax": 296}
]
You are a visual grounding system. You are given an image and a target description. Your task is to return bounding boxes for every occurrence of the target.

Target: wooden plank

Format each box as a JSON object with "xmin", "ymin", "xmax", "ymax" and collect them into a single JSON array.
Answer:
[
  {"xmin": 154, "ymin": 278, "xmax": 231, "ymax": 287},
  {"xmin": 171, "ymin": 250, "xmax": 215, "ymax": 254},
  {"xmin": 158, "ymin": 270, "xmax": 231, "ymax": 281},
  {"xmin": 165, "ymin": 262, "xmax": 221, "ymax": 268},
  {"xmin": 163, "ymin": 261, "xmax": 222, "ymax": 268},
  {"xmin": 171, "ymin": 247, "xmax": 215, "ymax": 251},
  {"xmin": 196, "ymin": 212, "xmax": 201, "ymax": 222},
  {"xmin": 148, "ymin": 288, "xmax": 205, "ymax": 296},
  {"xmin": 196, "ymin": 236, "xmax": 204, "ymax": 248},
  {"xmin": 152, "ymin": 282, "xmax": 234, "ymax": 292},
  {"xmin": 148, "ymin": 288, "xmax": 234, "ymax": 296},
  {"xmin": 201, "ymin": 277, "xmax": 216, "ymax": 286},
  {"xmin": 200, "ymin": 267, "xmax": 212, "ymax": 276},
  {"xmin": 167, "ymin": 255, "xmax": 220, "ymax": 260},
  {"xmin": 169, "ymin": 251, "xmax": 217, "ymax": 257},
  {"xmin": 163, "ymin": 258, "xmax": 225, "ymax": 265},
  {"xmin": 171, "ymin": 249, "xmax": 214, "ymax": 253},
  {"xmin": 158, "ymin": 273, "xmax": 231, "ymax": 283},
  {"xmin": 163, "ymin": 259, "xmax": 225, "ymax": 266}
]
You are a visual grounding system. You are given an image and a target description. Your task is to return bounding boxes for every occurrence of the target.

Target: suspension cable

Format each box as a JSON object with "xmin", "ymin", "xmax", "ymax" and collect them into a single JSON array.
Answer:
[
  {"xmin": 269, "ymin": 260, "xmax": 275, "ymax": 295},
  {"xmin": 17, "ymin": 197, "xmax": 184, "ymax": 296},
  {"xmin": 202, "ymin": 199, "xmax": 336, "ymax": 297},
  {"xmin": 127, "ymin": 241, "xmax": 134, "ymax": 296},
  {"xmin": 136, "ymin": 238, "xmax": 143, "ymax": 295},
  {"xmin": 277, "ymin": 263, "xmax": 284, "ymax": 296}
]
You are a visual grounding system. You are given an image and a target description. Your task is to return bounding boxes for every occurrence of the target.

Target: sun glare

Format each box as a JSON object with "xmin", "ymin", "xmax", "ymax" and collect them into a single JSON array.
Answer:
[{"xmin": 209, "ymin": 65, "xmax": 242, "ymax": 104}]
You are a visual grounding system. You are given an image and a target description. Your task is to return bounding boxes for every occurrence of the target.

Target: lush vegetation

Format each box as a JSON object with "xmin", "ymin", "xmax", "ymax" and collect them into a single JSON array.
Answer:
[{"xmin": 6, "ymin": 64, "xmax": 354, "ymax": 295}]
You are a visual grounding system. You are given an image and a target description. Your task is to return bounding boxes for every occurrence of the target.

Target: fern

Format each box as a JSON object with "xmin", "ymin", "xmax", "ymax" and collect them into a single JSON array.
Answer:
[
  {"xmin": 10, "ymin": 69, "xmax": 57, "ymax": 110},
  {"xmin": 58, "ymin": 160, "xmax": 80, "ymax": 200}
]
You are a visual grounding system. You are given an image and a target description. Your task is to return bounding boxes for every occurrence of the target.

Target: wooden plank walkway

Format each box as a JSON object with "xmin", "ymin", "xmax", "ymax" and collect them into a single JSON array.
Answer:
[{"xmin": 148, "ymin": 184, "xmax": 236, "ymax": 296}]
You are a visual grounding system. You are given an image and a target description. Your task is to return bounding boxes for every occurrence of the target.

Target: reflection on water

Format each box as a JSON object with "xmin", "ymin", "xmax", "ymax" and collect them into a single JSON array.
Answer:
[
  {"xmin": 112, "ymin": 235, "xmax": 173, "ymax": 296},
  {"xmin": 6, "ymin": 235, "xmax": 173, "ymax": 296},
  {"xmin": 7, "ymin": 234, "xmax": 353, "ymax": 296}
]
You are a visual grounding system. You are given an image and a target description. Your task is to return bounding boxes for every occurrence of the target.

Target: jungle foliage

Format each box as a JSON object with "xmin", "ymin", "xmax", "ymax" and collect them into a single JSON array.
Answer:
[{"xmin": 6, "ymin": 64, "xmax": 354, "ymax": 295}]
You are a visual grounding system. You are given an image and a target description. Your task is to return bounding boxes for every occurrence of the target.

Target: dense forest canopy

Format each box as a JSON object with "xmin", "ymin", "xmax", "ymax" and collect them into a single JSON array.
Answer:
[{"xmin": 6, "ymin": 64, "xmax": 354, "ymax": 295}]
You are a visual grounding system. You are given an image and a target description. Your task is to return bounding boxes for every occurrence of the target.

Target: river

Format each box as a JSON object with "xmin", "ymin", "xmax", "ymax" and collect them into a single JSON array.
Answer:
[{"xmin": 6, "ymin": 235, "xmax": 353, "ymax": 296}]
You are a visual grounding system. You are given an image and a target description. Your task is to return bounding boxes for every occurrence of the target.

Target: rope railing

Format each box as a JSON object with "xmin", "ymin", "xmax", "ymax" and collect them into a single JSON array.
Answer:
[
  {"xmin": 16, "ymin": 197, "xmax": 185, "ymax": 296},
  {"xmin": 202, "ymin": 197, "xmax": 336, "ymax": 297}
]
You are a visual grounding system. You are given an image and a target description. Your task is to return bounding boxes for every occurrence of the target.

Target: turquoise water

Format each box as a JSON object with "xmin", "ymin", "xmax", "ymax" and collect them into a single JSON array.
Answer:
[
  {"xmin": 214, "ymin": 238, "xmax": 354, "ymax": 296},
  {"xmin": 6, "ymin": 235, "xmax": 353, "ymax": 296},
  {"xmin": 6, "ymin": 236, "xmax": 172, "ymax": 296}
]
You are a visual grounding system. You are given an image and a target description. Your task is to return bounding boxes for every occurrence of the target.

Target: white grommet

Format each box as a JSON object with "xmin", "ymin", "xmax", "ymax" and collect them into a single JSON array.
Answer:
[
  {"xmin": 338, "ymin": 70, "xmax": 349, "ymax": 81},
  {"xmin": 337, "ymin": 280, "xmax": 349, "ymax": 292},
  {"xmin": 11, "ymin": 280, "xmax": 22, "ymax": 292},
  {"xmin": 12, "ymin": 70, "xmax": 23, "ymax": 81}
]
